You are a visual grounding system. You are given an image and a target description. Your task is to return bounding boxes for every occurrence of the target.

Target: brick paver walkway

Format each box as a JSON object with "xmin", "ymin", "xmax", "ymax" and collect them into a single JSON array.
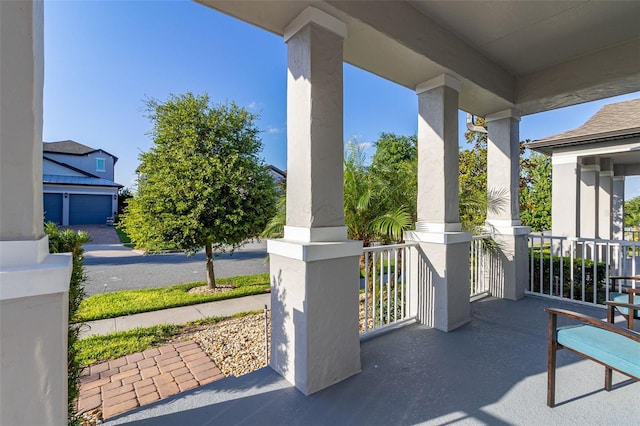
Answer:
[{"xmin": 78, "ymin": 340, "xmax": 224, "ymax": 419}]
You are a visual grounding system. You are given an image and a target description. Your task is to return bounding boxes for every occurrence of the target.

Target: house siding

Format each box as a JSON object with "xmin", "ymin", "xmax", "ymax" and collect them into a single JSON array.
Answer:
[{"xmin": 44, "ymin": 151, "xmax": 115, "ymax": 181}]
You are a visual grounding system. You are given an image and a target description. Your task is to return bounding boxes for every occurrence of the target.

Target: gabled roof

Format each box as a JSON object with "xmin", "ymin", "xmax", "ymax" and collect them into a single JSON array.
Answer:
[
  {"xmin": 43, "ymin": 140, "xmax": 119, "ymax": 162},
  {"xmin": 267, "ymin": 164, "xmax": 287, "ymax": 179},
  {"xmin": 526, "ymin": 98, "xmax": 640, "ymax": 154}
]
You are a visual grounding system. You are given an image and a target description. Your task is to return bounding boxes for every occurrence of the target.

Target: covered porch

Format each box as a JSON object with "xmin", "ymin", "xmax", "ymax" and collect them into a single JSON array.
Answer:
[
  {"xmin": 105, "ymin": 295, "xmax": 639, "ymax": 425},
  {"xmin": 1, "ymin": 1, "xmax": 639, "ymax": 424}
]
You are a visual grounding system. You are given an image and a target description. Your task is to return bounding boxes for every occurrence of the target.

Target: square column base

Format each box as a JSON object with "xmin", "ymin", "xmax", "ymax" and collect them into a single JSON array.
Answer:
[
  {"xmin": 0, "ymin": 238, "xmax": 72, "ymax": 426},
  {"xmin": 487, "ymin": 225, "xmax": 531, "ymax": 300},
  {"xmin": 405, "ymin": 231, "xmax": 471, "ymax": 332},
  {"xmin": 268, "ymin": 239, "xmax": 362, "ymax": 395}
]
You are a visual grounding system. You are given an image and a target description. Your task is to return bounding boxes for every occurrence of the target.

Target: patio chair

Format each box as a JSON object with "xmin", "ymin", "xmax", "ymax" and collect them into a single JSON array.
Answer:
[
  {"xmin": 546, "ymin": 302, "xmax": 640, "ymax": 407},
  {"xmin": 608, "ymin": 276, "xmax": 640, "ymax": 324}
]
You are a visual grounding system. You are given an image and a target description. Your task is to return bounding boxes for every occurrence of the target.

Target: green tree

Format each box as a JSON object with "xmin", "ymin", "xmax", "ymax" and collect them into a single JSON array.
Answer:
[
  {"xmin": 624, "ymin": 196, "xmax": 640, "ymax": 228},
  {"xmin": 520, "ymin": 150, "xmax": 552, "ymax": 231},
  {"xmin": 460, "ymin": 117, "xmax": 490, "ymax": 232},
  {"xmin": 123, "ymin": 93, "xmax": 277, "ymax": 288},
  {"xmin": 344, "ymin": 138, "xmax": 413, "ymax": 245},
  {"xmin": 370, "ymin": 132, "xmax": 418, "ymax": 226}
]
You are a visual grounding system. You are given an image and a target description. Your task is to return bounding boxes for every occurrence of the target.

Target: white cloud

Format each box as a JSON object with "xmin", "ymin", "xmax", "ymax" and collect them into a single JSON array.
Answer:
[
  {"xmin": 267, "ymin": 126, "xmax": 283, "ymax": 134},
  {"xmin": 247, "ymin": 101, "xmax": 258, "ymax": 110}
]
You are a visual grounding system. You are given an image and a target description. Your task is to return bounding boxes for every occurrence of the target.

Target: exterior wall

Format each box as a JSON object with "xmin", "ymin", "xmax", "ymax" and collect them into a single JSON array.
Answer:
[{"xmin": 44, "ymin": 151, "xmax": 115, "ymax": 181}]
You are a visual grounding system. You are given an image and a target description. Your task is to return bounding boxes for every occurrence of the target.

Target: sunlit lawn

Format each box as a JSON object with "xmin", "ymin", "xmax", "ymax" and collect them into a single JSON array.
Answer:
[{"xmin": 76, "ymin": 273, "xmax": 270, "ymax": 322}]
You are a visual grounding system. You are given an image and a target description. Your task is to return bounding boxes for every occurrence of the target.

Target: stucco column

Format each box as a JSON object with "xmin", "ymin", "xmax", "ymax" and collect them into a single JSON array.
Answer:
[
  {"xmin": 580, "ymin": 157, "xmax": 600, "ymax": 238},
  {"xmin": 0, "ymin": 2, "xmax": 72, "ymax": 425},
  {"xmin": 598, "ymin": 159, "xmax": 613, "ymax": 240},
  {"xmin": 612, "ymin": 176, "xmax": 625, "ymax": 241},
  {"xmin": 267, "ymin": 7, "xmax": 361, "ymax": 395},
  {"xmin": 405, "ymin": 74, "xmax": 471, "ymax": 332},
  {"xmin": 552, "ymin": 156, "xmax": 580, "ymax": 239},
  {"xmin": 485, "ymin": 110, "xmax": 530, "ymax": 300}
]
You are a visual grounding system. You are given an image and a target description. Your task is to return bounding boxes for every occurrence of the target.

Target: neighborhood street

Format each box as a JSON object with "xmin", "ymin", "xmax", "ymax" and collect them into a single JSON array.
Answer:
[{"xmin": 82, "ymin": 241, "xmax": 269, "ymax": 295}]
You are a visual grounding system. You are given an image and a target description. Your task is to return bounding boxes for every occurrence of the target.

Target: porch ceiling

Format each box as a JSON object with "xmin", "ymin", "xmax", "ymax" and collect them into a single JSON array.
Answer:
[{"xmin": 197, "ymin": 0, "xmax": 640, "ymax": 117}]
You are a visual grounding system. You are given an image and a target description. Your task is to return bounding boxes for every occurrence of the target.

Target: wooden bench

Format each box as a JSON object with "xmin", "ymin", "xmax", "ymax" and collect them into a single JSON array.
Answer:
[{"xmin": 545, "ymin": 302, "xmax": 640, "ymax": 407}]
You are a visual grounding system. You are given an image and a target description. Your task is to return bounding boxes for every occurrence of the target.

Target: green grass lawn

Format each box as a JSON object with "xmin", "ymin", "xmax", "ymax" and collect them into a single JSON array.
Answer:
[
  {"xmin": 76, "ymin": 273, "xmax": 270, "ymax": 322},
  {"xmin": 76, "ymin": 311, "xmax": 259, "ymax": 366},
  {"xmin": 114, "ymin": 225, "xmax": 134, "ymax": 247},
  {"xmin": 75, "ymin": 324, "xmax": 179, "ymax": 366}
]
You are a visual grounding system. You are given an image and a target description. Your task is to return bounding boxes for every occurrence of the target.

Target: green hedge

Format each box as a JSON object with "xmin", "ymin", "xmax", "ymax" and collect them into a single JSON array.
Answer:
[
  {"xmin": 45, "ymin": 223, "xmax": 89, "ymax": 425},
  {"xmin": 529, "ymin": 251, "xmax": 608, "ymax": 304}
]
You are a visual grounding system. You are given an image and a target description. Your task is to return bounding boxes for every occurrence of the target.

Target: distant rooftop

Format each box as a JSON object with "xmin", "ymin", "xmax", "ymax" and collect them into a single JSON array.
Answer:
[
  {"xmin": 527, "ymin": 98, "xmax": 640, "ymax": 154},
  {"xmin": 43, "ymin": 174, "xmax": 122, "ymax": 188},
  {"xmin": 44, "ymin": 140, "xmax": 118, "ymax": 162}
]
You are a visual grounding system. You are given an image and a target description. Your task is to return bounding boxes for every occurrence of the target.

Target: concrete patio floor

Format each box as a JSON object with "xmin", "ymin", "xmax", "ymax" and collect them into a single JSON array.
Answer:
[{"xmin": 105, "ymin": 295, "xmax": 639, "ymax": 425}]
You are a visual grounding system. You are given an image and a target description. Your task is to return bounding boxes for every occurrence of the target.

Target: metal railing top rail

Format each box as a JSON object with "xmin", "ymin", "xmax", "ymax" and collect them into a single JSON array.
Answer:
[{"xmin": 363, "ymin": 242, "xmax": 418, "ymax": 252}]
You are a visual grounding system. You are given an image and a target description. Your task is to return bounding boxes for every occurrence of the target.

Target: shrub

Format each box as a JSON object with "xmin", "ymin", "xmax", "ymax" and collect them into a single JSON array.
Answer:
[
  {"xmin": 529, "ymin": 250, "xmax": 608, "ymax": 304},
  {"xmin": 45, "ymin": 222, "xmax": 90, "ymax": 425}
]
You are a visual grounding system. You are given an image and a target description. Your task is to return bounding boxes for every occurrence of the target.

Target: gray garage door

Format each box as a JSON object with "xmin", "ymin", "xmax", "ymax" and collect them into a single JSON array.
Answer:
[
  {"xmin": 43, "ymin": 193, "xmax": 63, "ymax": 224},
  {"xmin": 69, "ymin": 194, "xmax": 112, "ymax": 225}
]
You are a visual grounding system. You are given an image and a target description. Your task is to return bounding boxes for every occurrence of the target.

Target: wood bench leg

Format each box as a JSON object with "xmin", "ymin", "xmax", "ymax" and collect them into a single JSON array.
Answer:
[
  {"xmin": 547, "ymin": 313, "xmax": 557, "ymax": 407},
  {"xmin": 605, "ymin": 367, "xmax": 612, "ymax": 391}
]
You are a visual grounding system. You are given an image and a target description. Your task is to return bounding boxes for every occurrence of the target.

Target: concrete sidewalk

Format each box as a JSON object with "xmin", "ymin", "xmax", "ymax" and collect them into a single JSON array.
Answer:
[{"xmin": 80, "ymin": 293, "xmax": 271, "ymax": 339}]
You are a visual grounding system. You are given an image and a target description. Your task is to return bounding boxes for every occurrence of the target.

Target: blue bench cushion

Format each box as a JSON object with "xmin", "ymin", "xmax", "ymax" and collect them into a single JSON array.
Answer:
[
  {"xmin": 557, "ymin": 324, "xmax": 640, "ymax": 379},
  {"xmin": 610, "ymin": 292, "xmax": 638, "ymax": 317}
]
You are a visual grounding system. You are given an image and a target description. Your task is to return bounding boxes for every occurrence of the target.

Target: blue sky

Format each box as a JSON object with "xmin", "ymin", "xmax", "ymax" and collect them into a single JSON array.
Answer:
[{"xmin": 43, "ymin": 0, "xmax": 640, "ymax": 196}]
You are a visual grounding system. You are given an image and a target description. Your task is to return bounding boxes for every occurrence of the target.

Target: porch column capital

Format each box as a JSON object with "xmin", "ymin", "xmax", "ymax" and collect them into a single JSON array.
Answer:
[
  {"xmin": 284, "ymin": 7, "xmax": 347, "ymax": 42},
  {"xmin": 485, "ymin": 109, "xmax": 521, "ymax": 122},
  {"xmin": 416, "ymin": 74, "xmax": 461, "ymax": 94},
  {"xmin": 552, "ymin": 154, "xmax": 579, "ymax": 165}
]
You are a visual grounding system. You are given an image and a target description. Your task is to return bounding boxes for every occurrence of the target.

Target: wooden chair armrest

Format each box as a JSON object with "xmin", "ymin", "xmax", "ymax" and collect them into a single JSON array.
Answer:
[
  {"xmin": 544, "ymin": 308, "xmax": 640, "ymax": 342},
  {"xmin": 605, "ymin": 300, "xmax": 640, "ymax": 310},
  {"xmin": 623, "ymin": 288, "xmax": 640, "ymax": 295},
  {"xmin": 608, "ymin": 276, "xmax": 640, "ymax": 281}
]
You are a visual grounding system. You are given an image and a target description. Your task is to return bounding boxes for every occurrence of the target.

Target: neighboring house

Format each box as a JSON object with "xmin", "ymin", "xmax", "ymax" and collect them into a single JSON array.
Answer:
[
  {"xmin": 527, "ymin": 98, "xmax": 640, "ymax": 242},
  {"xmin": 43, "ymin": 140, "xmax": 123, "ymax": 225},
  {"xmin": 267, "ymin": 164, "xmax": 286, "ymax": 188}
]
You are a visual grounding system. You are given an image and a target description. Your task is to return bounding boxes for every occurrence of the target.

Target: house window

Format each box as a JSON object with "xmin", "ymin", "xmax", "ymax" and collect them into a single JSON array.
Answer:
[{"xmin": 96, "ymin": 158, "xmax": 106, "ymax": 172}]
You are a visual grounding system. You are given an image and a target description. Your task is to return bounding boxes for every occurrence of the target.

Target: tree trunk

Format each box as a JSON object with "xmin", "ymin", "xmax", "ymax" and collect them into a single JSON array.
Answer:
[{"xmin": 205, "ymin": 244, "xmax": 216, "ymax": 289}]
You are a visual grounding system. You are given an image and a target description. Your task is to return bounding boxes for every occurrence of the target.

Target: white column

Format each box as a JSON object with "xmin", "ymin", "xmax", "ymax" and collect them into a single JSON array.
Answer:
[
  {"xmin": 552, "ymin": 156, "xmax": 580, "ymax": 238},
  {"xmin": 0, "ymin": 2, "xmax": 72, "ymax": 425},
  {"xmin": 598, "ymin": 159, "xmax": 613, "ymax": 239},
  {"xmin": 485, "ymin": 109, "xmax": 530, "ymax": 300},
  {"xmin": 612, "ymin": 176, "xmax": 625, "ymax": 240},
  {"xmin": 63, "ymin": 192, "xmax": 70, "ymax": 226},
  {"xmin": 405, "ymin": 74, "xmax": 471, "ymax": 332},
  {"xmin": 267, "ymin": 7, "xmax": 362, "ymax": 395},
  {"xmin": 580, "ymin": 157, "xmax": 600, "ymax": 238}
]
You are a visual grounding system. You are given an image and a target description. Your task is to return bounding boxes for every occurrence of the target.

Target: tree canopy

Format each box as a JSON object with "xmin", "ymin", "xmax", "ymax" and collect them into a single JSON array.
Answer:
[
  {"xmin": 624, "ymin": 196, "xmax": 640, "ymax": 228},
  {"xmin": 460, "ymin": 120, "xmax": 552, "ymax": 233},
  {"xmin": 123, "ymin": 93, "xmax": 277, "ymax": 288}
]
